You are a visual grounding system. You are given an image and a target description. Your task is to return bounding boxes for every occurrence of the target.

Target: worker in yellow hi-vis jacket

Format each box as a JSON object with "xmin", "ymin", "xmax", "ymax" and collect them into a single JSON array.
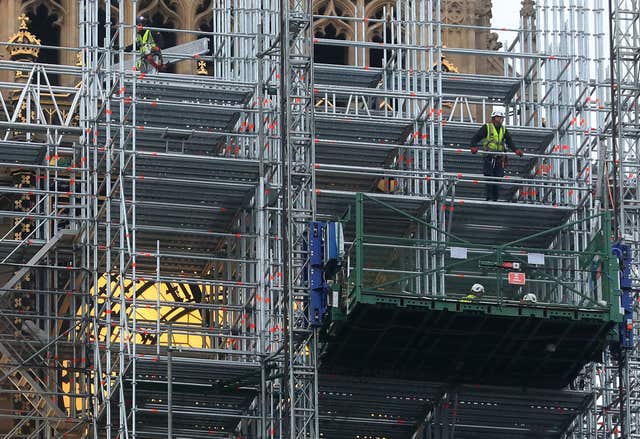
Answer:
[
  {"xmin": 461, "ymin": 283, "xmax": 485, "ymax": 302},
  {"xmin": 134, "ymin": 16, "xmax": 165, "ymax": 73},
  {"xmin": 469, "ymin": 108, "xmax": 524, "ymax": 201}
]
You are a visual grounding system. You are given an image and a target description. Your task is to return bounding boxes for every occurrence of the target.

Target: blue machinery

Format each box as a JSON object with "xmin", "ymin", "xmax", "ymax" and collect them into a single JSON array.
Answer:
[
  {"xmin": 309, "ymin": 221, "xmax": 344, "ymax": 327},
  {"xmin": 613, "ymin": 239, "xmax": 634, "ymax": 350}
]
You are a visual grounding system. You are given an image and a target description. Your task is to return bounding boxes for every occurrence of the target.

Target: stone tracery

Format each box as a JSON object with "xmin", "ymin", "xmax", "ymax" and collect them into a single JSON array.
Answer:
[{"xmin": 314, "ymin": 0, "xmax": 355, "ymax": 40}]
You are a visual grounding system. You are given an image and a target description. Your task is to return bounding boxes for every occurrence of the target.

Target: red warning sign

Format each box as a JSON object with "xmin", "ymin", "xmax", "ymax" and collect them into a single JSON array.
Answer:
[{"xmin": 508, "ymin": 272, "xmax": 526, "ymax": 285}]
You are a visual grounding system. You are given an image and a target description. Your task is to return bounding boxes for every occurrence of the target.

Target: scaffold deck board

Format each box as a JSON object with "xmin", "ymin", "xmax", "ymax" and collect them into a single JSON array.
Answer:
[
  {"xmin": 0, "ymin": 239, "xmax": 45, "ymax": 265},
  {"xmin": 316, "ymin": 189, "xmax": 431, "ymax": 235},
  {"xmin": 315, "ymin": 155, "xmax": 542, "ymax": 200},
  {"xmin": 118, "ymin": 358, "xmax": 261, "ymax": 439},
  {"xmin": 314, "ymin": 137, "xmax": 399, "ymax": 168},
  {"xmin": 137, "ymin": 183, "xmax": 249, "ymax": 210},
  {"xmin": 134, "ymin": 152, "xmax": 260, "ymax": 184},
  {"xmin": 117, "ymin": 181, "xmax": 250, "ymax": 228},
  {"xmin": 108, "ymin": 205, "xmax": 237, "ymax": 274},
  {"xmin": 127, "ymin": 76, "xmax": 255, "ymax": 103},
  {"xmin": 102, "ymin": 78, "xmax": 255, "ymax": 155},
  {"xmin": 107, "ymin": 154, "xmax": 258, "ymax": 274},
  {"xmin": 315, "ymin": 170, "xmax": 385, "ymax": 193},
  {"xmin": 316, "ymin": 191, "xmax": 569, "ymax": 249},
  {"xmin": 446, "ymin": 174, "xmax": 525, "ymax": 200},
  {"xmin": 133, "ymin": 104, "xmax": 241, "ymax": 131},
  {"xmin": 119, "ymin": 153, "xmax": 258, "ymax": 228},
  {"xmin": 445, "ymin": 199, "xmax": 572, "ymax": 247},
  {"xmin": 315, "ymin": 115, "xmax": 413, "ymax": 168},
  {"xmin": 0, "ymin": 141, "xmax": 46, "ymax": 165},
  {"xmin": 316, "ymin": 115, "xmax": 413, "ymax": 142},
  {"xmin": 439, "ymin": 73, "xmax": 521, "ymax": 102},
  {"xmin": 99, "ymin": 130, "xmax": 241, "ymax": 155},
  {"xmin": 318, "ymin": 374, "xmax": 589, "ymax": 438},
  {"xmin": 314, "ymin": 63, "xmax": 384, "ymax": 88},
  {"xmin": 444, "ymin": 122, "xmax": 555, "ymax": 151},
  {"xmin": 314, "ymin": 64, "xmax": 521, "ymax": 103},
  {"xmin": 387, "ymin": 72, "xmax": 522, "ymax": 102},
  {"xmin": 131, "ymin": 231, "xmax": 222, "ymax": 274},
  {"xmin": 441, "ymin": 150, "xmax": 535, "ymax": 175},
  {"xmin": 313, "ymin": 116, "xmax": 552, "ymax": 197},
  {"xmin": 322, "ymin": 302, "xmax": 614, "ymax": 389}
]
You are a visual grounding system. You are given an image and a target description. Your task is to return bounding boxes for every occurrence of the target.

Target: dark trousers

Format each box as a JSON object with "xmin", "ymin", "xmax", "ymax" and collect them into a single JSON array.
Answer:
[{"xmin": 483, "ymin": 156, "xmax": 505, "ymax": 201}]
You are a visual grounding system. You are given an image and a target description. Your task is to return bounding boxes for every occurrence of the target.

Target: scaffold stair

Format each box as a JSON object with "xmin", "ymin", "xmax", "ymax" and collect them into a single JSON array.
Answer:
[
  {"xmin": 0, "ymin": 326, "xmax": 67, "ymax": 421},
  {"xmin": 2, "ymin": 229, "xmax": 77, "ymax": 294}
]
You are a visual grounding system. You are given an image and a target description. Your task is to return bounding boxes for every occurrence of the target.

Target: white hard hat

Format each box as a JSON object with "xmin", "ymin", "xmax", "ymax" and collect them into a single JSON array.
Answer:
[
  {"xmin": 491, "ymin": 108, "xmax": 505, "ymax": 118},
  {"xmin": 471, "ymin": 283, "xmax": 485, "ymax": 294}
]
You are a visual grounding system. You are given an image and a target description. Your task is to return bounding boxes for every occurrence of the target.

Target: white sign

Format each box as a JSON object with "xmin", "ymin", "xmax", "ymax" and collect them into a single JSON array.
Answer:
[
  {"xmin": 528, "ymin": 253, "xmax": 545, "ymax": 265},
  {"xmin": 450, "ymin": 247, "xmax": 467, "ymax": 259}
]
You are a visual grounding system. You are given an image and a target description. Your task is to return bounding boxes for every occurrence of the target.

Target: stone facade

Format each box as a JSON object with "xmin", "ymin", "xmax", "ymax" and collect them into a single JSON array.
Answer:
[
  {"xmin": 313, "ymin": 0, "xmax": 518, "ymax": 75},
  {"xmin": 0, "ymin": 0, "xmax": 213, "ymax": 81},
  {"xmin": 0, "ymin": 0, "xmax": 534, "ymax": 79}
]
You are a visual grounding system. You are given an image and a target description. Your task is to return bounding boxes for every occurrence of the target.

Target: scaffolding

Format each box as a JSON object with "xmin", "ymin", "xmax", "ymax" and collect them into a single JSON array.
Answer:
[{"xmin": 0, "ymin": 0, "xmax": 637, "ymax": 438}]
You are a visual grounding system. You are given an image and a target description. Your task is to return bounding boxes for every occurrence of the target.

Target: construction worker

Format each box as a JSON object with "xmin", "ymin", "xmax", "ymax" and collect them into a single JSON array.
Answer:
[
  {"xmin": 469, "ymin": 108, "xmax": 524, "ymax": 201},
  {"xmin": 134, "ymin": 16, "xmax": 165, "ymax": 73},
  {"xmin": 521, "ymin": 292, "xmax": 538, "ymax": 304},
  {"xmin": 461, "ymin": 283, "xmax": 484, "ymax": 302},
  {"xmin": 376, "ymin": 176, "xmax": 399, "ymax": 194},
  {"xmin": 432, "ymin": 46, "xmax": 460, "ymax": 73}
]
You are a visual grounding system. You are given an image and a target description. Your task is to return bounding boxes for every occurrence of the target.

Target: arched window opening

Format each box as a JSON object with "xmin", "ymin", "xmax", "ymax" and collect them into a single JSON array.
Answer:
[
  {"xmin": 366, "ymin": 1, "xmax": 404, "ymax": 69},
  {"xmin": 369, "ymin": 34, "xmax": 386, "ymax": 67},
  {"xmin": 313, "ymin": 0, "xmax": 353, "ymax": 65},
  {"xmin": 314, "ymin": 23, "xmax": 348, "ymax": 65},
  {"xmin": 148, "ymin": 12, "xmax": 176, "ymax": 73},
  {"xmin": 27, "ymin": 4, "xmax": 61, "ymax": 83},
  {"xmin": 98, "ymin": 8, "xmax": 117, "ymax": 49}
]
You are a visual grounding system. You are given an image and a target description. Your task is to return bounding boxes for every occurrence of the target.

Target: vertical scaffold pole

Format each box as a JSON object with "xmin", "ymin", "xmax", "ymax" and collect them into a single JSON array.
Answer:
[{"xmin": 280, "ymin": 0, "xmax": 318, "ymax": 434}]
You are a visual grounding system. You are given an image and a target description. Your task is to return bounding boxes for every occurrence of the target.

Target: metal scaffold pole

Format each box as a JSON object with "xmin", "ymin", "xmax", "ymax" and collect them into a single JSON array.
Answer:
[
  {"xmin": 608, "ymin": 1, "xmax": 640, "ymax": 437},
  {"xmin": 3, "ymin": 0, "xmax": 640, "ymax": 437},
  {"xmin": 280, "ymin": 0, "xmax": 318, "ymax": 434}
]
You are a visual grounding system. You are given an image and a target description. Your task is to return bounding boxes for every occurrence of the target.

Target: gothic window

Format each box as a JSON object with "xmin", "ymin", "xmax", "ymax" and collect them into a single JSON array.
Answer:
[
  {"xmin": 147, "ymin": 12, "xmax": 177, "ymax": 51},
  {"xmin": 139, "ymin": 0, "xmax": 180, "ymax": 19},
  {"xmin": 369, "ymin": 34, "xmax": 386, "ymax": 68},
  {"xmin": 366, "ymin": 0, "xmax": 397, "ymax": 68},
  {"xmin": 314, "ymin": 0, "xmax": 354, "ymax": 65},
  {"xmin": 23, "ymin": 2, "xmax": 62, "ymax": 82},
  {"xmin": 98, "ymin": 6, "xmax": 117, "ymax": 48},
  {"xmin": 138, "ymin": 1, "xmax": 179, "ymax": 73}
]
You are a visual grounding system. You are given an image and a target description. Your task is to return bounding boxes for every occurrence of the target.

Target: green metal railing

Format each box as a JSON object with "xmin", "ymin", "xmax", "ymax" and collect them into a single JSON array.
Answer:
[{"xmin": 341, "ymin": 193, "xmax": 620, "ymax": 321}]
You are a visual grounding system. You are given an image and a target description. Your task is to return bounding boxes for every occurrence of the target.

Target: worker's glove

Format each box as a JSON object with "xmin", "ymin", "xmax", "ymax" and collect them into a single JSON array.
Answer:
[
  {"xmin": 470, "ymin": 146, "xmax": 478, "ymax": 154},
  {"xmin": 515, "ymin": 149, "xmax": 524, "ymax": 157},
  {"xmin": 154, "ymin": 46, "xmax": 160, "ymax": 52}
]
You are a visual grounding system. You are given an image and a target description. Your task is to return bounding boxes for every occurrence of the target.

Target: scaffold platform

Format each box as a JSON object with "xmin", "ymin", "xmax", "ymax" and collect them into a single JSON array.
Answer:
[
  {"xmin": 318, "ymin": 193, "xmax": 620, "ymax": 389},
  {"xmin": 322, "ymin": 303, "xmax": 614, "ymax": 388},
  {"xmin": 318, "ymin": 374, "xmax": 592, "ymax": 439},
  {"xmin": 0, "ymin": 0, "xmax": 636, "ymax": 437},
  {"xmin": 119, "ymin": 357, "xmax": 262, "ymax": 439}
]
